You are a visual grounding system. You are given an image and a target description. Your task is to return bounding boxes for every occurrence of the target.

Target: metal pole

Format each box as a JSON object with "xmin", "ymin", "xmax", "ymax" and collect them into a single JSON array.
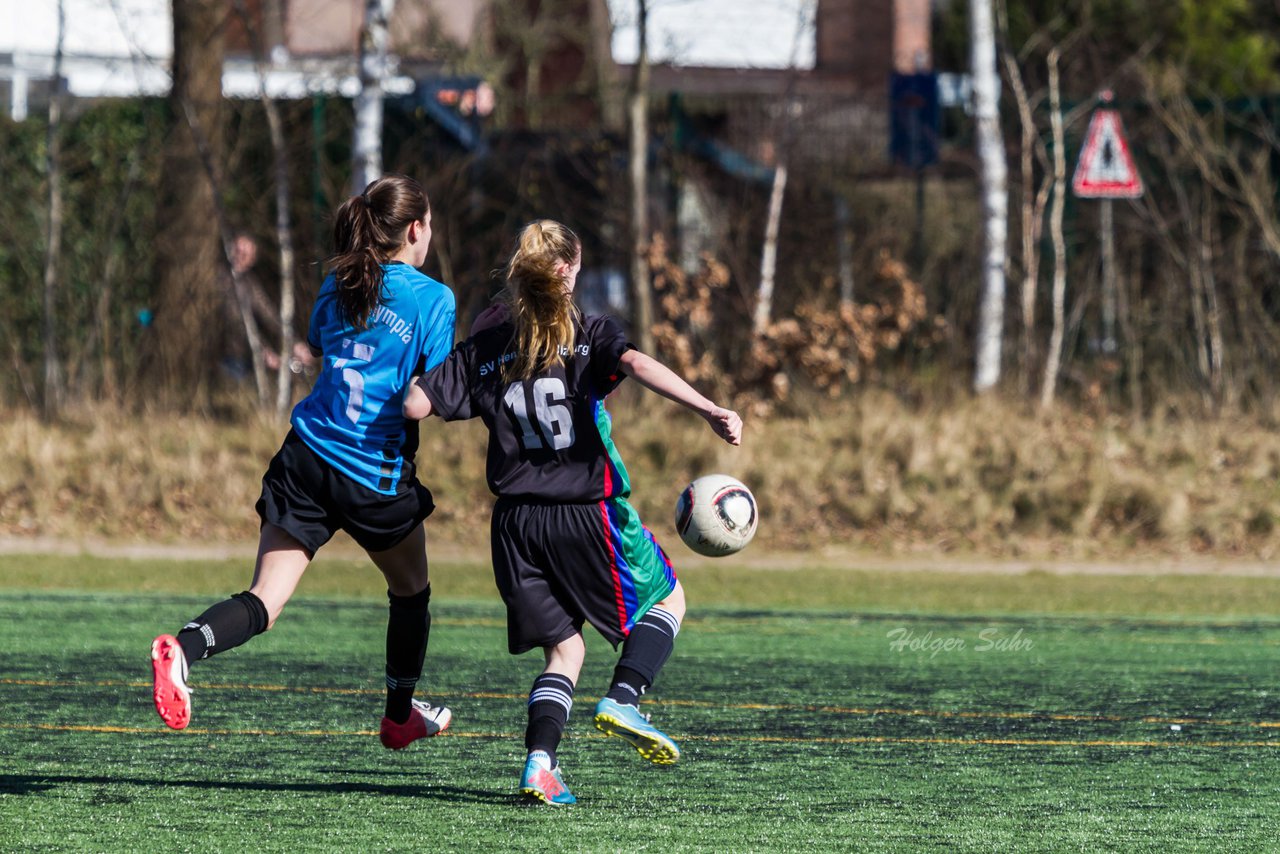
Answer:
[{"xmin": 1100, "ymin": 198, "xmax": 1116, "ymax": 354}]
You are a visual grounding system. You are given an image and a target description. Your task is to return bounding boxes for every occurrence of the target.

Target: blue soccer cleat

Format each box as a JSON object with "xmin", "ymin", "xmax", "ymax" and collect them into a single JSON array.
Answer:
[
  {"xmin": 593, "ymin": 697, "xmax": 681, "ymax": 765},
  {"xmin": 520, "ymin": 751, "xmax": 576, "ymax": 806}
]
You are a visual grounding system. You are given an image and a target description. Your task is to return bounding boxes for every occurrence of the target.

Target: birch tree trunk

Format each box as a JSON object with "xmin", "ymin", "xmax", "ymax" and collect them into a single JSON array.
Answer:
[
  {"xmin": 1199, "ymin": 202, "xmax": 1225, "ymax": 406},
  {"xmin": 754, "ymin": 163, "xmax": 788, "ymax": 335},
  {"xmin": 1039, "ymin": 48, "xmax": 1067, "ymax": 410},
  {"xmin": 970, "ymin": 0, "xmax": 1008, "ymax": 393},
  {"xmin": 998, "ymin": 31, "xmax": 1046, "ymax": 395},
  {"xmin": 41, "ymin": 0, "xmax": 65, "ymax": 419},
  {"xmin": 755, "ymin": 3, "xmax": 810, "ymax": 335},
  {"xmin": 234, "ymin": 0, "xmax": 300, "ymax": 418},
  {"xmin": 628, "ymin": 0, "xmax": 654, "ymax": 354},
  {"xmin": 353, "ymin": 0, "xmax": 395, "ymax": 194},
  {"xmin": 269, "ymin": 101, "xmax": 298, "ymax": 419}
]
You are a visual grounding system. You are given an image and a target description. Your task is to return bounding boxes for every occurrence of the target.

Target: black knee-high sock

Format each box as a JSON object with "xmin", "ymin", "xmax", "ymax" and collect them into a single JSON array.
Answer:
[
  {"xmin": 525, "ymin": 673, "xmax": 575, "ymax": 767},
  {"xmin": 606, "ymin": 607, "xmax": 681, "ymax": 706},
  {"xmin": 176, "ymin": 591, "xmax": 269, "ymax": 664},
  {"xmin": 385, "ymin": 585, "xmax": 432, "ymax": 723}
]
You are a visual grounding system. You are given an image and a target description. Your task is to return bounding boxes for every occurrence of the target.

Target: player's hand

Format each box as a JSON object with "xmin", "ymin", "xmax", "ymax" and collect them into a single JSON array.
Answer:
[{"xmin": 704, "ymin": 406, "xmax": 742, "ymax": 445}]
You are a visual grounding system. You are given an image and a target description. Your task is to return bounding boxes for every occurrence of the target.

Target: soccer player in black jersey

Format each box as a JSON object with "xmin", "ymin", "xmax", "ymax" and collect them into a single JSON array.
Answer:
[{"xmin": 404, "ymin": 219, "xmax": 742, "ymax": 805}]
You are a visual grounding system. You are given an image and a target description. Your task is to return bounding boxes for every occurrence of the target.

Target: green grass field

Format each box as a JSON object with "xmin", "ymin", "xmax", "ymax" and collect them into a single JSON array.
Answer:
[{"xmin": 2, "ymin": 553, "xmax": 1279, "ymax": 851}]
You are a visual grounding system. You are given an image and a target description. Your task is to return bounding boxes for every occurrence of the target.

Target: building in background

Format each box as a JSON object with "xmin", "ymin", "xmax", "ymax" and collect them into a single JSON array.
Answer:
[
  {"xmin": 623, "ymin": 0, "xmax": 933, "ymax": 175},
  {"xmin": 0, "ymin": 0, "xmax": 468, "ymax": 117},
  {"xmin": 0, "ymin": 0, "xmax": 609, "ymax": 123},
  {"xmin": 5, "ymin": 0, "xmax": 935, "ymax": 155}
]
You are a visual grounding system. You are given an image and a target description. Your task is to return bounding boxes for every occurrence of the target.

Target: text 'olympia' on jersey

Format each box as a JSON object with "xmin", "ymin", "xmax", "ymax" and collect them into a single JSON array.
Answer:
[
  {"xmin": 292, "ymin": 262, "xmax": 456, "ymax": 495},
  {"xmin": 419, "ymin": 310, "xmax": 635, "ymax": 504}
]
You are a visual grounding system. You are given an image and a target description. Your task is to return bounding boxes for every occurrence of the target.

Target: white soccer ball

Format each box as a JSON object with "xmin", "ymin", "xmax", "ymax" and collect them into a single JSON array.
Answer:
[{"xmin": 674, "ymin": 474, "xmax": 759, "ymax": 557}]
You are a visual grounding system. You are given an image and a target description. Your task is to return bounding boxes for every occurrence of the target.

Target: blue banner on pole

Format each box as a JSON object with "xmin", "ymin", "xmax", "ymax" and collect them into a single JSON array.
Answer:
[{"xmin": 890, "ymin": 72, "xmax": 940, "ymax": 170}]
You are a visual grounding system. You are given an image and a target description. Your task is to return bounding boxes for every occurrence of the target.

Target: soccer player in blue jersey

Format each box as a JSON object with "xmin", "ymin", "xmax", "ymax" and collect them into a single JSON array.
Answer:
[
  {"xmin": 403, "ymin": 220, "xmax": 742, "ymax": 805},
  {"xmin": 151, "ymin": 175, "xmax": 455, "ymax": 750}
]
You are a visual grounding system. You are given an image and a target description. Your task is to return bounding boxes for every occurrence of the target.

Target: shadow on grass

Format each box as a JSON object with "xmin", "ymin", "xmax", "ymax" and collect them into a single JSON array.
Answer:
[{"xmin": 0, "ymin": 773, "xmax": 510, "ymax": 805}]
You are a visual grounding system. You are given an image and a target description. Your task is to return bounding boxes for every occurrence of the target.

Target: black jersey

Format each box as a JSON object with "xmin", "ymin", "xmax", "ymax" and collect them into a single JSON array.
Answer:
[{"xmin": 420, "ymin": 311, "xmax": 635, "ymax": 502}]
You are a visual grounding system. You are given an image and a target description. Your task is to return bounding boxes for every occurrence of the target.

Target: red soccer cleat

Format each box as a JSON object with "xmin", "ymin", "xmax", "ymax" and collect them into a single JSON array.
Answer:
[
  {"xmin": 379, "ymin": 699, "xmax": 452, "ymax": 749},
  {"xmin": 151, "ymin": 634, "xmax": 192, "ymax": 730}
]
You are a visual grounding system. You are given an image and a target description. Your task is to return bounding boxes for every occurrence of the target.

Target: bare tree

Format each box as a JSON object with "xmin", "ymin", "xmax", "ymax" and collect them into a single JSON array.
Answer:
[
  {"xmin": 970, "ymin": 0, "xmax": 1008, "ymax": 393},
  {"xmin": 1039, "ymin": 47, "xmax": 1067, "ymax": 410},
  {"xmin": 835, "ymin": 195, "xmax": 855, "ymax": 306},
  {"xmin": 995, "ymin": 0, "xmax": 1053, "ymax": 394},
  {"xmin": 1148, "ymin": 119, "xmax": 1224, "ymax": 408},
  {"xmin": 150, "ymin": 0, "xmax": 227, "ymax": 402},
  {"xmin": 233, "ymin": 0, "xmax": 300, "ymax": 418},
  {"xmin": 41, "ymin": 0, "xmax": 66, "ymax": 419},
  {"xmin": 628, "ymin": 0, "xmax": 654, "ymax": 354},
  {"xmin": 177, "ymin": 94, "xmax": 272, "ymax": 407},
  {"xmin": 589, "ymin": 0, "xmax": 624, "ymax": 130},
  {"xmin": 754, "ymin": 4, "xmax": 811, "ymax": 336},
  {"xmin": 754, "ymin": 160, "xmax": 788, "ymax": 336},
  {"xmin": 353, "ymin": 0, "xmax": 396, "ymax": 193},
  {"xmin": 87, "ymin": 158, "xmax": 142, "ymax": 404},
  {"xmin": 267, "ymin": 108, "xmax": 298, "ymax": 419},
  {"xmin": 489, "ymin": 0, "xmax": 581, "ymax": 126}
]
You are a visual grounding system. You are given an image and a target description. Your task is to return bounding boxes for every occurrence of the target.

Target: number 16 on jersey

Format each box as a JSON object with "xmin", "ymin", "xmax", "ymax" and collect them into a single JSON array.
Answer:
[{"xmin": 503, "ymin": 379, "xmax": 575, "ymax": 451}]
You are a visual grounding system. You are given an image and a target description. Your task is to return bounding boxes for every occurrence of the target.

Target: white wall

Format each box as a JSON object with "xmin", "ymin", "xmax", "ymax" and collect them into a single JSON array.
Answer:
[
  {"xmin": 2, "ymin": 0, "xmax": 172, "ymax": 111},
  {"xmin": 608, "ymin": 0, "xmax": 816, "ymax": 69},
  {"xmin": 1, "ymin": 0, "xmax": 171, "ymax": 57}
]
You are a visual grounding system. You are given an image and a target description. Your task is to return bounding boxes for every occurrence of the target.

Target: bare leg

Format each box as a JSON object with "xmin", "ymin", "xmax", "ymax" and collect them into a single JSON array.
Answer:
[
  {"xmin": 367, "ymin": 522, "xmax": 430, "ymax": 596},
  {"xmin": 248, "ymin": 523, "xmax": 313, "ymax": 629},
  {"xmin": 543, "ymin": 631, "xmax": 586, "ymax": 683},
  {"xmin": 655, "ymin": 579, "xmax": 687, "ymax": 623}
]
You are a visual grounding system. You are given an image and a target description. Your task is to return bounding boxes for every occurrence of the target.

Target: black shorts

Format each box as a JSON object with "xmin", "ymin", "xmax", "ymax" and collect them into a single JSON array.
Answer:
[
  {"xmin": 491, "ymin": 496, "xmax": 678, "ymax": 655},
  {"xmin": 255, "ymin": 429, "xmax": 435, "ymax": 556}
]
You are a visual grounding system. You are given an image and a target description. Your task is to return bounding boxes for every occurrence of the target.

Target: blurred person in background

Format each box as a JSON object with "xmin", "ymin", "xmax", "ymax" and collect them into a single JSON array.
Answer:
[{"xmin": 221, "ymin": 231, "xmax": 317, "ymax": 383}]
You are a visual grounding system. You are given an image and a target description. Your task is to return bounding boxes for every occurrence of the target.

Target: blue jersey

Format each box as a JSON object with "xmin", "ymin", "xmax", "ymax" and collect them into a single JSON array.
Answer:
[{"xmin": 292, "ymin": 263, "xmax": 455, "ymax": 494}]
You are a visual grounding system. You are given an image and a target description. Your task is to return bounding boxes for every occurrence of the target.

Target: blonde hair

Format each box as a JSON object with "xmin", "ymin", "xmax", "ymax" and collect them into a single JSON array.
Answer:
[{"xmin": 502, "ymin": 220, "xmax": 581, "ymax": 381}]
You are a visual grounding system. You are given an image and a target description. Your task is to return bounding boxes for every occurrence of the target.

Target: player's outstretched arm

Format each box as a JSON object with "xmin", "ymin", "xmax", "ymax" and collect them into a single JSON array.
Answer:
[
  {"xmin": 617, "ymin": 349, "xmax": 742, "ymax": 445},
  {"xmin": 403, "ymin": 377, "xmax": 435, "ymax": 421}
]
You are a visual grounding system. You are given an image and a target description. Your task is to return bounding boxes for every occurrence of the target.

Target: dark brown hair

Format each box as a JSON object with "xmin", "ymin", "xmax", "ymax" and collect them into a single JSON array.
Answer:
[
  {"xmin": 327, "ymin": 174, "xmax": 429, "ymax": 329},
  {"xmin": 501, "ymin": 220, "xmax": 581, "ymax": 380}
]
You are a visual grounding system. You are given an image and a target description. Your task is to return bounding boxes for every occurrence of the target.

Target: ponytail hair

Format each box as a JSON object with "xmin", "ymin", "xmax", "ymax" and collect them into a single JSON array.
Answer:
[
  {"xmin": 502, "ymin": 220, "xmax": 581, "ymax": 381},
  {"xmin": 328, "ymin": 174, "xmax": 430, "ymax": 329}
]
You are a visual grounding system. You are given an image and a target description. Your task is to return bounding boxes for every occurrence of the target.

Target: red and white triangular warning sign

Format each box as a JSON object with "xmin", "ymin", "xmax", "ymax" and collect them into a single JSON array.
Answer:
[{"xmin": 1073, "ymin": 109, "xmax": 1143, "ymax": 198}]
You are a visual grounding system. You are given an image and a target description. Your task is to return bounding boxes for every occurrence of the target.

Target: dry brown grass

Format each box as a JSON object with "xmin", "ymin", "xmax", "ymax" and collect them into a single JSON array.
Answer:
[{"xmin": 4, "ymin": 392, "xmax": 1280, "ymax": 560}]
